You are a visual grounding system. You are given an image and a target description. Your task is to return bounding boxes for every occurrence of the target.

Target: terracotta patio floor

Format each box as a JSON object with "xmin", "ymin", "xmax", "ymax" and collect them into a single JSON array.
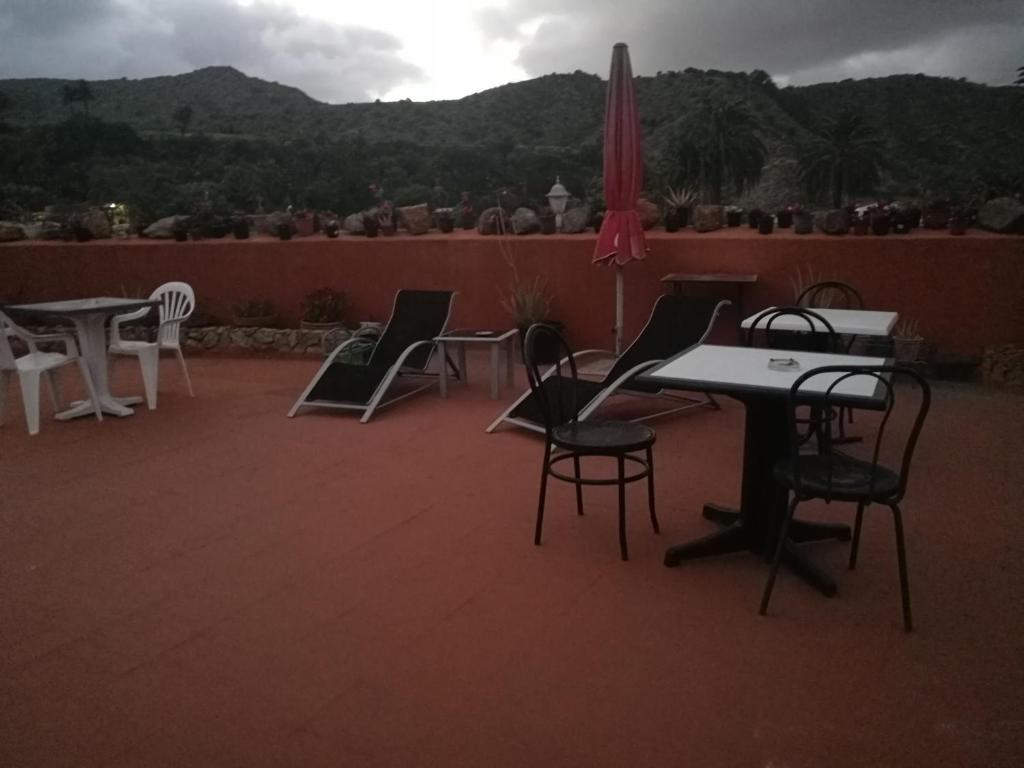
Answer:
[{"xmin": 1, "ymin": 354, "xmax": 1022, "ymax": 767}]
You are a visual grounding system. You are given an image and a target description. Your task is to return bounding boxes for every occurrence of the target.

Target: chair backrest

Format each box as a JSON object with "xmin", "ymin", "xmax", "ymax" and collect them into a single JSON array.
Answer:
[
  {"xmin": 0, "ymin": 311, "xmax": 20, "ymax": 370},
  {"xmin": 150, "ymin": 282, "xmax": 195, "ymax": 346},
  {"xmin": 745, "ymin": 306, "xmax": 838, "ymax": 353},
  {"xmin": 797, "ymin": 281, "xmax": 864, "ymax": 310},
  {"xmin": 368, "ymin": 290, "xmax": 456, "ymax": 370},
  {"xmin": 605, "ymin": 295, "xmax": 730, "ymax": 390},
  {"xmin": 787, "ymin": 365, "xmax": 931, "ymax": 502},
  {"xmin": 523, "ymin": 323, "xmax": 580, "ymax": 440}
]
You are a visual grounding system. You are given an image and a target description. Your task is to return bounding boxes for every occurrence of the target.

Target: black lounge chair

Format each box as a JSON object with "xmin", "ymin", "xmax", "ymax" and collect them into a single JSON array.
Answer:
[
  {"xmin": 487, "ymin": 295, "xmax": 730, "ymax": 434},
  {"xmin": 288, "ymin": 289, "xmax": 456, "ymax": 423}
]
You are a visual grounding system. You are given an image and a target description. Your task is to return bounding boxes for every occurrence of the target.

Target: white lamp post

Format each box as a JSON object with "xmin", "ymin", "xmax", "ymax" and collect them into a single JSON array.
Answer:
[{"xmin": 546, "ymin": 177, "xmax": 570, "ymax": 232}]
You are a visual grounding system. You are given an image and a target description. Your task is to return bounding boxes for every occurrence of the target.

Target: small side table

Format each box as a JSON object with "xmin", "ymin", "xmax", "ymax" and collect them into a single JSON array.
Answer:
[{"xmin": 435, "ymin": 329, "xmax": 517, "ymax": 400}]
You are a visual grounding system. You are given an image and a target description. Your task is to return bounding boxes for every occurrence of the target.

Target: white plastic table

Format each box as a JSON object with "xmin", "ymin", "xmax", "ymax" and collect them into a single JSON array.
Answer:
[
  {"xmin": 435, "ymin": 328, "xmax": 517, "ymax": 400},
  {"xmin": 639, "ymin": 344, "xmax": 890, "ymax": 596},
  {"xmin": 741, "ymin": 307, "xmax": 897, "ymax": 336},
  {"xmin": 6, "ymin": 297, "xmax": 161, "ymax": 419}
]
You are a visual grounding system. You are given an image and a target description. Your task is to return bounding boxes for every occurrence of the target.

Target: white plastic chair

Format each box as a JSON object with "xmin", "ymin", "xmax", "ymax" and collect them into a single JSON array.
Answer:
[
  {"xmin": 108, "ymin": 282, "xmax": 195, "ymax": 409},
  {"xmin": 1, "ymin": 311, "xmax": 103, "ymax": 435}
]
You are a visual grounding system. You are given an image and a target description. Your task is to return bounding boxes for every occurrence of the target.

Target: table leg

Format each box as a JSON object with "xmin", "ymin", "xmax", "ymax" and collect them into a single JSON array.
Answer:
[
  {"xmin": 505, "ymin": 337, "xmax": 515, "ymax": 388},
  {"xmin": 56, "ymin": 314, "xmax": 135, "ymax": 419},
  {"xmin": 489, "ymin": 342, "xmax": 500, "ymax": 400},
  {"xmin": 438, "ymin": 341, "xmax": 448, "ymax": 398},
  {"xmin": 457, "ymin": 342, "xmax": 468, "ymax": 386}
]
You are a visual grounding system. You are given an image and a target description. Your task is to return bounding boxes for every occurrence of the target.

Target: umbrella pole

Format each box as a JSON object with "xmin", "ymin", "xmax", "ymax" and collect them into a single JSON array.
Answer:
[{"xmin": 615, "ymin": 266, "xmax": 624, "ymax": 355}]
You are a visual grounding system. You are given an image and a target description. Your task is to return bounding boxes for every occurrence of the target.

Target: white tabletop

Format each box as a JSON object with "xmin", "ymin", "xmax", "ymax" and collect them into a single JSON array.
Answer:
[
  {"xmin": 641, "ymin": 345, "xmax": 891, "ymax": 404},
  {"xmin": 741, "ymin": 307, "xmax": 897, "ymax": 336}
]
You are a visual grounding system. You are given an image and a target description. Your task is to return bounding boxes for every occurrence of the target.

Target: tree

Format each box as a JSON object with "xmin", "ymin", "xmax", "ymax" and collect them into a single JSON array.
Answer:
[
  {"xmin": 60, "ymin": 80, "xmax": 95, "ymax": 115},
  {"xmin": 665, "ymin": 96, "xmax": 767, "ymax": 203},
  {"xmin": 798, "ymin": 111, "xmax": 885, "ymax": 208},
  {"xmin": 1015, "ymin": 65, "xmax": 1024, "ymax": 86},
  {"xmin": 172, "ymin": 104, "xmax": 194, "ymax": 136}
]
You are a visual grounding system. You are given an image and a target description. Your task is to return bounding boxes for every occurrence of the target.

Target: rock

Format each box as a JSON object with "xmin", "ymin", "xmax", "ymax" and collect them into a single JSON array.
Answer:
[
  {"xmin": 342, "ymin": 213, "xmax": 365, "ymax": 234},
  {"xmin": 978, "ymin": 197, "xmax": 1024, "ymax": 234},
  {"xmin": 142, "ymin": 216, "xmax": 182, "ymax": 239},
  {"xmin": 693, "ymin": 205, "xmax": 724, "ymax": 233},
  {"xmin": 477, "ymin": 207, "xmax": 508, "ymax": 235},
  {"xmin": 561, "ymin": 206, "xmax": 590, "ymax": 234},
  {"xmin": 0, "ymin": 222, "xmax": 26, "ymax": 242},
  {"xmin": 815, "ymin": 209, "xmax": 850, "ymax": 235},
  {"xmin": 77, "ymin": 208, "xmax": 112, "ymax": 239},
  {"xmin": 398, "ymin": 203, "xmax": 431, "ymax": 235},
  {"xmin": 510, "ymin": 207, "xmax": 540, "ymax": 235},
  {"xmin": 263, "ymin": 211, "xmax": 292, "ymax": 236},
  {"xmin": 636, "ymin": 198, "xmax": 660, "ymax": 230}
]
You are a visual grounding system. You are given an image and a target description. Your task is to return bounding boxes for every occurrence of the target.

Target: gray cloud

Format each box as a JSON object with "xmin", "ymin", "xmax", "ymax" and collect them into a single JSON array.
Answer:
[
  {"xmin": 0, "ymin": 0, "xmax": 423, "ymax": 102},
  {"xmin": 481, "ymin": 0, "xmax": 1024, "ymax": 87}
]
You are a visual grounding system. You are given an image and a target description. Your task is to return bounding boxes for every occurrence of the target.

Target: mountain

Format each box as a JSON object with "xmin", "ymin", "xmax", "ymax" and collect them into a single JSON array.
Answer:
[{"xmin": 1, "ymin": 66, "xmax": 1022, "ymax": 221}]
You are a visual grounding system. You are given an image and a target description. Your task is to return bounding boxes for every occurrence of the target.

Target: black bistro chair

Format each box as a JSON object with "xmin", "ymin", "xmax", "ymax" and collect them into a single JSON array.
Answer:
[
  {"xmin": 759, "ymin": 365, "xmax": 931, "ymax": 632},
  {"xmin": 796, "ymin": 281, "xmax": 864, "ymax": 312},
  {"xmin": 524, "ymin": 324, "xmax": 659, "ymax": 561}
]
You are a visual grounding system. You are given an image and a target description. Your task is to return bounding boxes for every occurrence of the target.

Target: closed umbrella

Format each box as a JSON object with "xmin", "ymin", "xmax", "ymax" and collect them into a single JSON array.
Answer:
[{"xmin": 592, "ymin": 42, "xmax": 647, "ymax": 354}]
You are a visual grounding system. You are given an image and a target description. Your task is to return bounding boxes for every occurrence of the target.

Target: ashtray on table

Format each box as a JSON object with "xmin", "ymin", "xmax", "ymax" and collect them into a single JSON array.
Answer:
[{"xmin": 768, "ymin": 357, "xmax": 801, "ymax": 371}]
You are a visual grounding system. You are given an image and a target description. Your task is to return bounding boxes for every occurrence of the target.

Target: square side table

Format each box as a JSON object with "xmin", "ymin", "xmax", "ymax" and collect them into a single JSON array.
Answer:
[{"xmin": 435, "ymin": 329, "xmax": 518, "ymax": 399}]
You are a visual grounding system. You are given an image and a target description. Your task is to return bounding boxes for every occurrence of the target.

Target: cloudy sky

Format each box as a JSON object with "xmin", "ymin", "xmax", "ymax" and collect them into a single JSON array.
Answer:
[{"xmin": 1, "ymin": 0, "xmax": 1021, "ymax": 102}]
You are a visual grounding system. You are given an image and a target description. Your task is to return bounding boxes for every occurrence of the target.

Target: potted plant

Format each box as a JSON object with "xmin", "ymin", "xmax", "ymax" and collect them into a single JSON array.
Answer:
[
  {"xmin": 748, "ymin": 208, "xmax": 764, "ymax": 229},
  {"xmin": 793, "ymin": 206, "xmax": 814, "ymax": 234},
  {"xmin": 725, "ymin": 205, "xmax": 743, "ymax": 227},
  {"xmin": 300, "ymin": 288, "xmax": 347, "ymax": 331},
  {"xmin": 501, "ymin": 274, "xmax": 562, "ymax": 364},
  {"xmin": 276, "ymin": 220, "xmax": 294, "ymax": 241},
  {"xmin": 662, "ymin": 187, "xmax": 695, "ymax": 232},
  {"xmin": 323, "ymin": 219, "xmax": 341, "ymax": 238},
  {"xmin": 231, "ymin": 215, "xmax": 250, "ymax": 239},
  {"xmin": 758, "ymin": 214, "xmax": 775, "ymax": 234},
  {"xmin": 377, "ymin": 201, "xmax": 396, "ymax": 236},
  {"xmin": 851, "ymin": 214, "xmax": 870, "ymax": 236},
  {"xmin": 892, "ymin": 318, "xmax": 924, "ymax": 363},
  {"xmin": 362, "ymin": 212, "xmax": 379, "ymax": 238},
  {"xmin": 870, "ymin": 207, "xmax": 891, "ymax": 236},
  {"xmin": 776, "ymin": 206, "xmax": 794, "ymax": 228},
  {"xmin": 537, "ymin": 206, "xmax": 557, "ymax": 235},
  {"xmin": 434, "ymin": 207, "xmax": 455, "ymax": 233},
  {"xmin": 172, "ymin": 217, "xmax": 189, "ymax": 242},
  {"xmin": 457, "ymin": 192, "xmax": 475, "ymax": 230},
  {"xmin": 231, "ymin": 299, "xmax": 276, "ymax": 327}
]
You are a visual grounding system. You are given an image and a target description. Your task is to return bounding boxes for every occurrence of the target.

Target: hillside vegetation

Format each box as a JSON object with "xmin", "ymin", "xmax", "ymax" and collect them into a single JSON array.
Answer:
[{"xmin": 1, "ymin": 66, "xmax": 1021, "ymax": 223}]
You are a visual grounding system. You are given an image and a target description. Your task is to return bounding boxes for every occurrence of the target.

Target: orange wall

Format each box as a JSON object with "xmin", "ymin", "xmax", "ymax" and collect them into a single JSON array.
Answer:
[{"xmin": 2, "ymin": 229, "xmax": 1022, "ymax": 356}]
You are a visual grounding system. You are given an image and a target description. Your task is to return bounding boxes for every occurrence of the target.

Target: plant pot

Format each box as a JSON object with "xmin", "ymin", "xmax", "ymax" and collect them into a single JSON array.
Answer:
[
  {"xmin": 726, "ymin": 210, "xmax": 742, "ymax": 227},
  {"xmin": 663, "ymin": 209, "xmax": 681, "ymax": 232},
  {"xmin": 539, "ymin": 216, "xmax": 556, "ymax": 235},
  {"xmin": 776, "ymin": 211, "xmax": 793, "ymax": 228},
  {"xmin": 324, "ymin": 223, "xmax": 340, "ymax": 238},
  {"xmin": 232, "ymin": 314, "xmax": 275, "ymax": 328},
  {"xmin": 232, "ymin": 219, "xmax": 250, "ymax": 239},
  {"xmin": 871, "ymin": 216, "xmax": 891, "ymax": 236},
  {"xmin": 276, "ymin": 224, "xmax": 292, "ymax": 241},
  {"xmin": 758, "ymin": 216, "xmax": 774, "ymax": 235},
  {"xmin": 73, "ymin": 227, "xmax": 93, "ymax": 242},
  {"xmin": 851, "ymin": 219, "xmax": 870, "ymax": 236},
  {"xmin": 793, "ymin": 212, "xmax": 814, "ymax": 234},
  {"xmin": 437, "ymin": 218, "xmax": 454, "ymax": 234},
  {"xmin": 300, "ymin": 319, "xmax": 344, "ymax": 332},
  {"xmin": 380, "ymin": 225, "xmax": 396, "ymax": 237},
  {"xmin": 518, "ymin": 322, "xmax": 564, "ymax": 365},
  {"xmin": 173, "ymin": 229, "xmax": 188, "ymax": 242},
  {"xmin": 748, "ymin": 210, "xmax": 763, "ymax": 229}
]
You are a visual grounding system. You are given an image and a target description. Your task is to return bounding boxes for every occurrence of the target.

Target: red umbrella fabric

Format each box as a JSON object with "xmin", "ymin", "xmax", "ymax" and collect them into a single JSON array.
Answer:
[
  {"xmin": 592, "ymin": 43, "xmax": 646, "ymax": 353},
  {"xmin": 593, "ymin": 42, "xmax": 646, "ymax": 267}
]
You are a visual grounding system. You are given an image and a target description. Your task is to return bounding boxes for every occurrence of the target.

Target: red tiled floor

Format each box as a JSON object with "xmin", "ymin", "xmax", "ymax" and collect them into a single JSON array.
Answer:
[{"xmin": 1, "ymin": 353, "xmax": 1022, "ymax": 767}]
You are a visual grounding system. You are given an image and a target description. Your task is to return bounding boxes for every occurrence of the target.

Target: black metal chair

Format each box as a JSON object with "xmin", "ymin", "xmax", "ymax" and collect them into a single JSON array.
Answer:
[
  {"xmin": 796, "ymin": 281, "xmax": 864, "ymax": 311},
  {"xmin": 759, "ymin": 365, "xmax": 931, "ymax": 632},
  {"xmin": 524, "ymin": 324, "xmax": 659, "ymax": 561},
  {"xmin": 489, "ymin": 295, "xmax": 729, "ymax": 434},
  {"xmin": 745, "ymin": 306, "xmax": 839, "ymax": 353},
  {"xmin": 288, "ymin": 289, "xmax": 456, "ymax": 422}
]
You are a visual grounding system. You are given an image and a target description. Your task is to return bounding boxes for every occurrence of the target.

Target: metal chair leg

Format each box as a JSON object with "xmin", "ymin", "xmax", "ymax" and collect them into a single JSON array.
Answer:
[
  {"xmin": 534, "ymin": 443, "xmax": 551, "ymax": 546},
  {"xmin": 572, "ymin": 454, "xmax": 584, "ymax": 515},
  {"xmin": 849, "ymin": 501, "xmax": 866, "ymax": 570},
  {"xmin": 617, "ymin": 455, "xmax": 628, "ymax": 561},
  {"xmin": 646, "ymin": 447, "xmax": 659, "ymax": 533},
  {"xmin": 760, "ymin": 497, "xmax": 801, "ymax": 616},
  {"xmin": 890, "ymin": 503, "xmax": 913, "ymax": 632}
]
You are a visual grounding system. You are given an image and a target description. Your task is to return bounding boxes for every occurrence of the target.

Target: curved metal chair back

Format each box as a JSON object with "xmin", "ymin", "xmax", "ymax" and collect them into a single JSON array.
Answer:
[
  {"xmin": 787, "ymin": 365, "xmax": 931, "ymax": 502},
  {"xmin": 523, "ymin": 323, "xmax": 579, "ymax": 440},
  {"xmin": 797, "ymin": 281, "xmax": 864, "ymax": 310},
  {"xmin": 745, "ymin": 306, "xmax": 838, "ymax": 353},
  {"xmin": 150, "ymin": 282, "xmax": 195, "ymax": 347}
]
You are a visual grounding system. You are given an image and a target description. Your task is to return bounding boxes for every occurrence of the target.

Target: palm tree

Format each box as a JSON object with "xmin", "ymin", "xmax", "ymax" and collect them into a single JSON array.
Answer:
[
  {"xmin": 799, "ymin": 112, "xmax": 885, "ymax": 208},
  {"xmin": 666, "ymin": 95, "xmax": 767, "ymax": 204}
]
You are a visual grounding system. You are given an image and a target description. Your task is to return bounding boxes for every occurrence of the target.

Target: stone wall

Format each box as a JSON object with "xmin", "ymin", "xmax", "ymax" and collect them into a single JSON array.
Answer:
[
  {"xmin": 115, "ymin": 324, "xmax": 350, "ymax": 356},
  {"xmin": 981, "ymin": 344, "xmax": 1024, "ymax": 386}
]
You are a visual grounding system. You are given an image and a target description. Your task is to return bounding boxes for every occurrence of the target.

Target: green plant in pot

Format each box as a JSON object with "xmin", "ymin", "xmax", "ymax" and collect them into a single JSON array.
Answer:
[
  {"xmin": 537, "ymin": 205, "xmax": 557, "ymax": 235},
  {"xmin": 892, "ymin": 318, "xmax": 924, "ymax": 363},
  {"xmin": 231, "ymin": 299, "xmax": 276, "ymax": 327},
  {"xmin": 434, "ymin": 207, "xmax": 455, "ymax": 233},
  {"xmin": 499, "ymin": 240, "xmax": 561, "ymax": 364},
  {"xmin": 300, "ymin": 287, "xmax": 347, "ymax": 331},
  {"xmin": 662, "ymin": 187, "xmax": 695, "ymax": 231}
]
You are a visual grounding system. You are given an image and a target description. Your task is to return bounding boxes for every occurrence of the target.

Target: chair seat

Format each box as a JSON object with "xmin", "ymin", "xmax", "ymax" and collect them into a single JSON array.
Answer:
[
  {"xmin": 14, "ymin": 352, "xmax": 69, "ymax": 373},
  {"xmin": 552, "ymin": 420, "xmax": 655, "ymax": 454},
  {"xmin": 110, "ymin": 340, "xmax": 156, "ymax": 353},
  {"xmin": 774, "ymin": 452, "xmax": 901, "ymax": 502}
]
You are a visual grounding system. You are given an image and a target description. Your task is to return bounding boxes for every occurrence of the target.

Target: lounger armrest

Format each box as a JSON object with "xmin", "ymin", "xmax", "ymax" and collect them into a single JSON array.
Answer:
[{"xmin": 392, "ymin": 339, "xmax": 437, "ymax": 372}]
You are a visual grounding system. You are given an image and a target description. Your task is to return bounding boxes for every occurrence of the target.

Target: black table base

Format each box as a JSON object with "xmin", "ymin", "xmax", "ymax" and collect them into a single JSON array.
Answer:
[{"xmin": 663, "ymin": 399, "xmax": 851, "ymax": 597}]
